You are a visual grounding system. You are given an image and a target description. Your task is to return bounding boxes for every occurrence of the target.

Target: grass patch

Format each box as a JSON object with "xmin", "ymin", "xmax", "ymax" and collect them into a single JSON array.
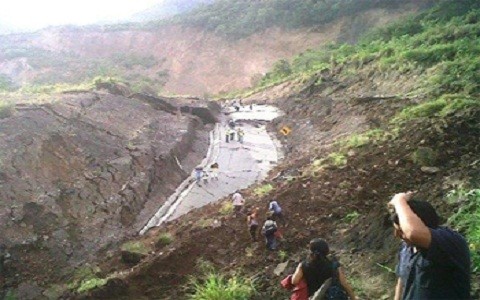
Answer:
[
  {"xmin": 343, "ymin": 211, "xmax": 360, "ymax": 223},
  {"xmin": 157, "ymin": 233, "xmax": 174, "ymax": 246},
  {"xmin": 254, "ymin": 184, "xmax": 273, "ymax": 197},
  {"xmin": 327, "ymin": 152, "xmax": 347, "ymax": 167},
  {"xmin": 188, "ymin": 271, "xmax": 256, "ymax": 300},
  {"xmin": 77, "ymin": 278, "xmax": 108, "ymax": 293},
  {"xmin": 278, "ymin": 250, "xmax": 288, "ymax": 262},
  {"xmin": 219, "ymin": 201, "xmax": 234, "ymax": 215},
  {"xmin": 393, "ymin": 95, "xmax": 480, "ymax": 123},
  {"xmin": 67, "ymin": 265, "xmax": 108, "ymax": 293},
  {"xmin": 447, "ymin": 188, "xmax": 480, "ymax": 272},
  {"xmin": 120, "ymin": 241, "xmax": 150, "ymax": 255}
]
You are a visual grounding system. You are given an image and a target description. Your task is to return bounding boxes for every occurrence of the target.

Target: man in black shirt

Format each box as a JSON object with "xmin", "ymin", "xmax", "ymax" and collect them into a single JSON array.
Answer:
[{"xmin": 390, "ymin": 192, "xmax": 471, "ymax": 300}]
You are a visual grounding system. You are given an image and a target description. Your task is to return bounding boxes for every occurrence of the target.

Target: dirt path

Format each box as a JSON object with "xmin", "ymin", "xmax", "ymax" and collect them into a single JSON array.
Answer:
[{"xmin": 141, "ymin": 104, "xmax": 283, "ymax": 233}]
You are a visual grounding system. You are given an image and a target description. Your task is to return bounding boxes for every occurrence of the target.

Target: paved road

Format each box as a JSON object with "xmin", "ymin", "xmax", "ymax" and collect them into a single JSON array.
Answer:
[{"xmin": 140, "ymin": 105, "xmax": 282, "ymax": 233}]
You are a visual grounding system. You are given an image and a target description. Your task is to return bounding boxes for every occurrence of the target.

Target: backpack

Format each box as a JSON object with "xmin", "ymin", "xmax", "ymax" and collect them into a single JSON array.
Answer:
[
  {"xmin": 325, "ymin": 261, "xmax": 348, "ymax": 300},
  {"xmin": 263, "ymin": 220, "xmax": 277, "ymax": 236}
]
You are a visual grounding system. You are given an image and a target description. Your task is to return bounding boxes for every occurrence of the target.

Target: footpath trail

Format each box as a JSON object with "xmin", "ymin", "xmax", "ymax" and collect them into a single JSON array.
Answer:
[{"xmin": 141, "ymin": 104, "xmax": 282, "ymax": 233}]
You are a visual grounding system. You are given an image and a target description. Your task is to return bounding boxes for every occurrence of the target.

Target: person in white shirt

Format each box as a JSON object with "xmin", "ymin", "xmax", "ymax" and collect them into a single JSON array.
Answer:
[{"xmin": 232, "ymin": 191, "xmax": 245, "ymax": 216}]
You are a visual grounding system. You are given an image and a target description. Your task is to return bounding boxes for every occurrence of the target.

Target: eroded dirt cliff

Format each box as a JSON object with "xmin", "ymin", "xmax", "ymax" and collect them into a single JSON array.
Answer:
[{"xmin": 0, "ymin": 88, "xmax": 219, "ymax": 297}]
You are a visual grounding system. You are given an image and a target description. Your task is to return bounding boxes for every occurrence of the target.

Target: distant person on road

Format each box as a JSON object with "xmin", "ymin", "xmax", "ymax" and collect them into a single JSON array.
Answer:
[
  {"xmin": 290, "ymin": 238, "xmax": 356, "ymax": 299},
  {"xmin": 225, "ymin": 128, "xmax": 231, "ymax": 143},
  {"xmin": 210, "ymin": 162, "xmax": 219, "ymax": 181},
  {"xmin": 268, "ymin": 199, "xmax": 286, "ymax": 226},
  {"xmin": 390, "ymin": 192, "xmax": 471, "ymax": 300},
  {"xmin": 261, "ymin": 214, "xmax": 278, "ymax": 251},
  {"xmin": 237, "ymin": 128, "xmax": 245, "ymax": 144},
  {"xmin": 249, "ymin": 103, "xmax": 253, "ymax": 110},
  {"xmin": 247, "ymin": 207, "xmax": 260, "ymax": 242},
  {"xmin": 232, "ymin": 191, "xmax": 245, "ymax": 216},
  {"xmin": 194, "ymin": 166, "xmax": 203, "ymax": 186},
  {"xmin": 228, "ymin": 119, "xmax": 236, "ymax": 129},
  {"xmin": 229, "ymin": 128, "xmax": 235, "ymax": 141}
]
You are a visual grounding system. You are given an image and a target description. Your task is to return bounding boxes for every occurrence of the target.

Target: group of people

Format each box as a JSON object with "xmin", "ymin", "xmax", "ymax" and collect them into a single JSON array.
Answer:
[
  {"xmin": 231, "ymin": 192, "xmax": 287, "ymax": 251},
  {"xmin": 280, "ymin": 192, "xmax": 471, "ymax": 300},
  {"xmin": 225, "ymin": 119, "xmax": 245, "ymax": 143},
  {"xmin": 194, "ymin": 162, "xmax": 219, "ymax": 186}
]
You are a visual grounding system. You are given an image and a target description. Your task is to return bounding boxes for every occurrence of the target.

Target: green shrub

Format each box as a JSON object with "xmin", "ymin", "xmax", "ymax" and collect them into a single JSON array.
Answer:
[
  {"xmin": 327, "ymin": 152, "xmax": 347, "ymax": 167},
  {"xmin": 343, "ymin": 211, "xmax": 360, "ymax": 223},
  {"xmin": 157, "ymin": 233, "xmax": 174, "ymax": 246},
  {"xmin": 77, "ymin": 278, "xmax": 108, "ymax": 293},
  {"xmin": 447, "ymin": 189, "xmax": 480, "ymax": 272},
  {"xmin": 219, "ymin": 201, "xmax": 234, "ymax": 215},
  {"xmin": 121, "ymin": 241, "xmax": 149, "ymax": 255},
  {"xmin": 254, "ymin": 184, "xmax": 273, "ymax": 196},
  {"xmin": 188, "ymin": 271, "xmax": 256, "ymax": 300}
]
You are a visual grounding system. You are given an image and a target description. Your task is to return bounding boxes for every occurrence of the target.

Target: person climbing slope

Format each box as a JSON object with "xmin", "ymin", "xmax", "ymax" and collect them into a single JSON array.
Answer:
[
  {"xmin": 261, "ymin": 215, "xmax": 278, "ymax": 251},
  {"xmin": 247, "ymin": 207, "xmax": 259, "ymax": 242}
]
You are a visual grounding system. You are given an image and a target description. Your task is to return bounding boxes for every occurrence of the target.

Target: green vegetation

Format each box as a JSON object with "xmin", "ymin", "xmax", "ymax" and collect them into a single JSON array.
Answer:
[
  {"xmin": 343, "ymin": 211, "xmax": 360, "ymax": 223},
  {"xmin": 4, "ymin": 290, "xmax": 16, "ymax": 300},
  {"xmin": 219, "ymin": 201, "xmax": 234, "ymax": 215},
  {"xmin": 67, "ymin": 265, "xmax": 108, "ymax": 293},
  {"xmin": 250, "ymin": 1, "xmax": 480, "ymax": 119},
  {"xmin": 77, "ymin": 278, "xmax": 108, "ymax": 293},
  {"xmin": 188, "ymin": 270, "xmax": 256, "ymax": 300},
  {"xmin": 278, "ymin": 250, "xmax": 288, "ymax": 262},
  {"xmin": 172, "ymin": 0, "xmax": 431, "ymax": 40},
  {"xmin": 254, "ymin": 184, "xmax": 273, "ymax": 197},
  {"xmin": 447, "ymin": 189, "xmax": 480, "ymax": 272},
  {"xmin": 327, "ymin": 152, "xmax": 347, "ymax": 167},
  {"xmin": 121, "ymin": 241, "xmax": 150, "ymax": 255},
  {"xmin": 157, "ymin": 233, "xmax": 174, "ymax": 246}
]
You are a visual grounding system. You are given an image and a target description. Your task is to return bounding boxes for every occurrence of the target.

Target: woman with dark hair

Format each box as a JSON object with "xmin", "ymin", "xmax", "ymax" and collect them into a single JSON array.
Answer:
[{"xmin": 291, "ymin": 238, "xmax": 356, "ymax": 299}]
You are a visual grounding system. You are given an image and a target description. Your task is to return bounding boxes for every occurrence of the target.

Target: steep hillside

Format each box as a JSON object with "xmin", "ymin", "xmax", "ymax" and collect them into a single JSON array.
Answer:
[
  {"xmin": 0, "ymin": 1, "xmax": 431, "ymax": 95},
  {"xmin": 62, "ymin": 1, "xmax": 479, "ymax": 299}
]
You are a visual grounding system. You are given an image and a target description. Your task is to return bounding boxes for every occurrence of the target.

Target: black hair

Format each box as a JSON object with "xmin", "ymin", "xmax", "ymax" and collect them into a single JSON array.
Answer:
[
  {"xmin": 391, "ymin": 200, "xmax": 439, "ymax": 228},
  {"xmin": 308, "ymin": 238, "xmax": 330, "ymax": 263}
]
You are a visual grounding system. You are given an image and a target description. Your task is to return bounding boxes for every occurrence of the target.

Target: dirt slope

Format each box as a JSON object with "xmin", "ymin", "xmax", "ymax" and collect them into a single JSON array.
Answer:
[{"xmin": 74, "ymin": 66, "xmax": 480, "ymax": 300}]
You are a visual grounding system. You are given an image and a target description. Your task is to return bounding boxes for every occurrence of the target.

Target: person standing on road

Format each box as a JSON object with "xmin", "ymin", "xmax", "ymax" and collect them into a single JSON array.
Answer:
[
  {"xmin": 210, "ymin": 162, "xmax": 219, "ymax": 181},
  {"xmin": 194, "ymin": 166, "xmax": 203, "ymax": 186},
  {"xmin": 237, "ymin": 128, "xmax": 245, "ymax": 144},
  {"xmin": 225, "ymin": 127, "xmax": 231, "ymax": 143},
  {"xmin": 269, "ymin": 199, "xmax": 286, "ymax": 226},
  {"xmin": 390, "ymin": 192, "xmax": 471, "ymax": 300},
  {"xmin": 247, "ymin": 207, "xmax": 260, "ymax": 242},
  {"xmin": 232, "ymin": 191, "xmax": 245, "ymax": 216}
]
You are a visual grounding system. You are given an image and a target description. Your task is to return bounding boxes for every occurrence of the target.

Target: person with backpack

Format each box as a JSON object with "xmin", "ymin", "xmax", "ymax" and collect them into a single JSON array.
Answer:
[
  {"xmin": 291, "ymin": 238, "xmax": 356, "ymax": 300},
  {"xmin": 261, "ymin": 215, "xmax": 278, "ymax": 251}
]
